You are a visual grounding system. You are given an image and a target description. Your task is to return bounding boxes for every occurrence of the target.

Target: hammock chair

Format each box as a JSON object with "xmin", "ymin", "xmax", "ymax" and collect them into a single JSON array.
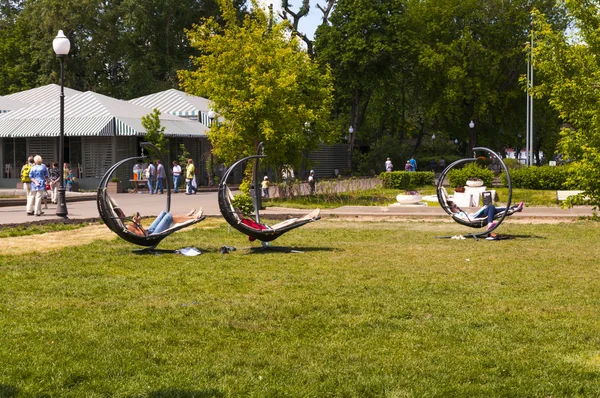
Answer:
[
  {"xmin": 437, "ymin": 146, "xmax": 515, "ymax": 237},
  {"xmin": 217, "ymin": 143, "xmax": 320, "ymax": 249},
  {"xmin": 97, "ymin": 142, "xmax": 205, "ymax": 250}
]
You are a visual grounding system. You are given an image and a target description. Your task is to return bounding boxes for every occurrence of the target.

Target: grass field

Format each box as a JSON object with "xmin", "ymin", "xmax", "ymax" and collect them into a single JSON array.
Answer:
[{"xmin": 1, "ymin": 218, "xmax": 600, "ymax": 397}]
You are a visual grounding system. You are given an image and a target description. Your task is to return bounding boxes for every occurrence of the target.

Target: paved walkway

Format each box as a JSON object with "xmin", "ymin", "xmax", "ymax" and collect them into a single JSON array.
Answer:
[{"xmin": 0, "ymin": 189, "xmax": 595, "ymax": 225}]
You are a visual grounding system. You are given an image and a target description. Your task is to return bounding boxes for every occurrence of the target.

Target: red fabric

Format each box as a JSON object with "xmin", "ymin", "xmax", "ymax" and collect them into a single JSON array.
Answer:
[{"xmin": 241, "ymin": 218, "xmax": 268, "ymax": 231}]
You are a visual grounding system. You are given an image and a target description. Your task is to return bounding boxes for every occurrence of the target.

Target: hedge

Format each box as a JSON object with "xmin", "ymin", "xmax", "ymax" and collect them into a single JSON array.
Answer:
[
  {"xmin": 501, "ymin": 165, "xmax": 579, "ymax": 190},
  {"xmin": 447, "ymin": 163, "xmax": 495, "ymax": 187},
  {"xmin": 378, "ymin": 171, "xmax": 434, "ymax": 189}
]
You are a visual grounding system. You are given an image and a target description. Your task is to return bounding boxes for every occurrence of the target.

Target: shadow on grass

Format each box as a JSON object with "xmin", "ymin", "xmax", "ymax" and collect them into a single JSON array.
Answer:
[
  {"xmin": 130, "ymin": 247, "xmax": 210, "ymax": 256},
  {"xmin": 436, "ymin": 234, "xmax": 545, "ymax": 240},
  {"xmin": 243, "ymin": 246, "xmax": 336, "ymax": 254},
  {"xmin": 146, "ymin": 389, "xmax": 223, "ymax": 398},
  {"xmin": 0, "ymin": 384, "xmax": 19, "ymax": 397}
]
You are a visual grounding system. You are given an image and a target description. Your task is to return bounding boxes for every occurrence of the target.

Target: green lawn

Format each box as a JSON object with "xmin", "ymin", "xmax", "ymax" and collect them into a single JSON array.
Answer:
[{"xmin": 1, "ymin": 218, "xmax": 600, "ymax": 397}]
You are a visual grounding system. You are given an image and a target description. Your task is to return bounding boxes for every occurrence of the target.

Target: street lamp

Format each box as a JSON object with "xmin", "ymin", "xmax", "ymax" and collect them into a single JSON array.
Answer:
[
  {"xmin": 53, "ymin": 30, "xmax": 70, "ymax": 218},
  {"xmin": 469, "ymin": 120, "xmax": 475, "ymax": 152},
  {"xmin": 207, "ymin": 109, "xmax": 216, "ymax": 125},
  {"xmin": 206, "ymin": 109, "xmax": 217, "ymax": 185},
  {"xmin": 431, "ymin": 133, "xmax": 436, "ymax": 154},
  {"xmin": 348, "ymin": 125, "xmax": 354, "ymax": 173}
]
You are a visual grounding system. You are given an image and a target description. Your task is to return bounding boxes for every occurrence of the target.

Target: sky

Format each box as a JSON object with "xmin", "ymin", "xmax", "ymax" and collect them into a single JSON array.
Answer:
[{"xmin": 252, "ymin": 0, "xmax": 327, "ymax": 40}]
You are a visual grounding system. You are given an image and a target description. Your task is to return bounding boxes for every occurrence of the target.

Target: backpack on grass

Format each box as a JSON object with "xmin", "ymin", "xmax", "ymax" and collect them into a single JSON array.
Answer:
[{"xmin": 21, "ymin": 164, "xmax": 32, "ymax": 183}]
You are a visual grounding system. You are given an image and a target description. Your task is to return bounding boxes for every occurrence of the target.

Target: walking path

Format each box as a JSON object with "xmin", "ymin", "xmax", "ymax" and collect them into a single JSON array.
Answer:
[{"xmin": 0, "ymin": 189, "xmax": 594, "ymax": 226}]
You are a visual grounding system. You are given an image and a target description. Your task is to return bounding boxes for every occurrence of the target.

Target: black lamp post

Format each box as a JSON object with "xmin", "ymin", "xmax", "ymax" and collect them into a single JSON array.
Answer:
[
  {"xmin": 207, "ymin": 109, "xmax": 217, "ymax": 186},
  {"xmin": 53, "ymin": 30, "xmax": 70, "ymax": 218},
  {"xmin": 431, "ymin": 133, "xmax": 436, "ymax": 155},
  {"xmin": 348, "ymin": 125, "xmax": 354, "ymax": 173}
]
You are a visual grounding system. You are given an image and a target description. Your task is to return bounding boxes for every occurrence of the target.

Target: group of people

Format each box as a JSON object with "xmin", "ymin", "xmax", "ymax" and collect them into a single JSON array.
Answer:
[
  {"xmin": 384, "ymin": 157, "xmax": 418, "ymax": 172},
  {"xmin": 20, "ymin": 156, "xmax": 75, "ymax": 216},
  {"xmin": 386, "ymin": 157, "xmax": 447, "ymax": 173},
  {"xmin": 140, "ymin": 158, "xmax": 197, "ymax": 195}
]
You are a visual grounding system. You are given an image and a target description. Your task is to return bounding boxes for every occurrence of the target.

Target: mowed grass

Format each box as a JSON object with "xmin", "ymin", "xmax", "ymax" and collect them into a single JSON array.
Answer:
[{"xmin": 1, "ymin": 218, "xmax": 600, "ymax": 397}]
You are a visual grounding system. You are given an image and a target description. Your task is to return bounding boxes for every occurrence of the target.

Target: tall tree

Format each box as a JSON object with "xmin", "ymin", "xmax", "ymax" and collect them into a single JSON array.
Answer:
[
  {"xmin": 532, "ymin": 3, "xmax": 600, "ymax": 209},
  {"xmin": 0, "ymin": 0, "xmax": 246, "ymax": 98},
  {"xmin": 178, "ymin": 0, "xmax": 335, "ymax": 175}
]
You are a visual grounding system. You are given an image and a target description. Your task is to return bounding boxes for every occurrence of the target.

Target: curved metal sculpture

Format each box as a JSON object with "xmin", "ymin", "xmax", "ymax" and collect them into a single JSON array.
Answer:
[
  {"xmin": 437, "ymin": 146, "xmax": 513, "ymax": 237},
  {"xmin": 218, "ymin": 143, "xmax": 320, "ymax": 247},
  {"xmin": 97, "ymin": 142, "xmax": 205, "ymax": 249}
]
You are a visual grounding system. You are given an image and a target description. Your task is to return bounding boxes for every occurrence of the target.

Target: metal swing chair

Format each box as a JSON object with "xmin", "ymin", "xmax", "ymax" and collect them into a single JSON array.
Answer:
[
  {"xmin": 97, "ymin": 142, "xmax": 205, "ymax": 251},
  {"xmin": 437, "ymin": 146, "xmax": 516, "ymax": 238},
  {"xmin": 217, "ymin": 142, "xmax": 321, "ymax": 251}
]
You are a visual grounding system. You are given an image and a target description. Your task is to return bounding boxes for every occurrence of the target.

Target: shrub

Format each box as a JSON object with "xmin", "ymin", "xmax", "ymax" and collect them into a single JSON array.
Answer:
[
  {"xmin": 447, "ymin": 163, "xmax": 495, "ymax": 187},
  {"xmin": 502, "ymin": 158, "xmax": 523, "ymax": 170},
  {"xmin": 378, "ymin": 171, "xmax": 434, "ymax": 189},
  {"xmin": 231, "ymin": 193, "xmax": 254, "ymax": 216},
  {"xmin": 501, "ymin": 165, "xmax": 579, "ymax": 190}
]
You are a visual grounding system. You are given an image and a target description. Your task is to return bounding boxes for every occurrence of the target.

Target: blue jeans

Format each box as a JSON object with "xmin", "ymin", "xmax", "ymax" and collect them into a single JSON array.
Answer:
[
  {"xmin": 173, "ymin": 175, "xmax": 180, "ymax": 192},
  {"xmin": 147, "ymin": 211, "xmax": 173, "ymax": 235},
  {"xmin": 155, "ymin": 177, "xmax": 164, "ymax": 194},
  {"xmin": 483, "ymin": 205, "xmax": 506, "ymax": 224},
  {"xmin": 147, "ymin": 176, "xmax": 155, "ymax": 194},
  {"xmin": 186, "ymin": 179, "xmax": 196, "ymax": 194}
]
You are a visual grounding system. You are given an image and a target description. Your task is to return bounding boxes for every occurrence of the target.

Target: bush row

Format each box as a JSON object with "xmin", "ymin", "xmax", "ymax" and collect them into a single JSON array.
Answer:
[
  {"xmin": 501, "ymin": 165, "xmax": 579, "ymax": 190},
  {"xmin": 378, "ymin": 171, "xmax": 434, "ymax": 189}
]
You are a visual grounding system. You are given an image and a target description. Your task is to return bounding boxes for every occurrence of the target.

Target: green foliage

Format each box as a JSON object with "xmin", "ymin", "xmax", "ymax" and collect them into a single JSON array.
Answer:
[
  {"xmin": 447, "ymin": 163, "xmax": 495, "ymax": 187},
  {"xmin": 178, "ymin": 144, "xmax": 191, "ymax": 169},
  {"xmin": 0, "ymin": 0, "xmax": 245, "ymax": 98},
  {"xmin": 502, "ymin": 165, "xmax": 578, "ymax": 190},
  {"xmin": 141, "ymin": 108, "xmax": 168, "ymax": 159},
  {"xmin": 378, "ymin": 171, "xmax": 434, "ymax": 190},
  {"xmin": 231, "ymin": 193, "xmax": 254, "ymax": 216},
  {"xmin": 502, "ymin": 158, "xmax": 523, "ymax": 170},
  {"xmin": 532, "ymin": 4, "xmax": 600, "ymax": 209},
  {"xmin": 179, "ymin": 0, "xmax": 334, "ymax": 172}
]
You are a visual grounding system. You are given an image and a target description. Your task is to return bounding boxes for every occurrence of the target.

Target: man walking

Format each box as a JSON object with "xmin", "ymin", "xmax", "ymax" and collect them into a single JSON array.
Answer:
[
  {"xmin": 147, "ymin": 161, "xmax": 156, "ymax": 195},
  {"xmin": 172, "ymin": 160, "xmax": 182, "ymax": 193},
  {"xmin": 155, "ymin": 160, "xmax": 165, "ymax": 194}
]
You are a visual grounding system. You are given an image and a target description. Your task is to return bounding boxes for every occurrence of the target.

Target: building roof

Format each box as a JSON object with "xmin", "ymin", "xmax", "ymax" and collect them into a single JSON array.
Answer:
[
  {"xmin": 0, "ymin": 91, "xmax": 208, "ymax": 138},
  {"xmin": 3, "ymin": 84, "xmax": 82, "ymax": 106},
  {"xmin": 128, "ymin": 89, "xmax": 211, "ymax": 117},
  {"xmin": 0, "ymin": 96, "xmax": 28, "ymax": 113}
]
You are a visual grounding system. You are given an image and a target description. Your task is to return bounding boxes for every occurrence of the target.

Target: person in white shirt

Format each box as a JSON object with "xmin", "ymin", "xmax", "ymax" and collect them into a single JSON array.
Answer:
[
  {"xmin": 385, "ymin": 157, "xmax": 393, "ymax": 172},
  {"xmin": 172, "ymin": 160, "xmax": 182, "ymax": 193}
]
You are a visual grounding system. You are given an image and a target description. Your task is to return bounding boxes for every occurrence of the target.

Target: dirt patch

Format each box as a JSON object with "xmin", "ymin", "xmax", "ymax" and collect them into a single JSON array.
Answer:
[{"xmin": 1, "ymin": 224, "xmax": 114, "ymax": 256}]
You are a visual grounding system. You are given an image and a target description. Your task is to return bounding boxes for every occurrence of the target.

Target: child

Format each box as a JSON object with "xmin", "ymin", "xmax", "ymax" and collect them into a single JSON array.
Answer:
[{"xmin": 65, "ymin": 170, "xmax": 75, "ymax": 192}]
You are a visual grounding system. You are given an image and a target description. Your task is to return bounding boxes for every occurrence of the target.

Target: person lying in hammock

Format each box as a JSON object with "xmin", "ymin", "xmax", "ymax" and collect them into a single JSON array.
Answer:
[
  {"xmin": 448, "ymin": 201, "xmax": 523, "ymax": 230},
  {"xmin": 233, "ymin": 207, "xmax": 320, "ymax": 241},
  {"xmin": 126, "ymin": 208, "xmax": 203, "ymax": 237}
]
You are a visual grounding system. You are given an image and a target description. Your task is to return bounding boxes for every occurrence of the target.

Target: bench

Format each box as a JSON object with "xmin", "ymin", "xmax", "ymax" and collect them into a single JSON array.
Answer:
[{"xmin": 556, "ymin": 190, "xmax": 584, "ymax": 203}]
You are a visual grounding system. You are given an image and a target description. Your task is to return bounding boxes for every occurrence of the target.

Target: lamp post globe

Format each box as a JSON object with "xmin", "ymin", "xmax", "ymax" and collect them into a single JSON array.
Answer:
[
  {"xmin": 207, "ymin": 109, "xmax": 216, "ymax": 121},
  {"xmin": 469, "ymin": 120, "xmax": 475, "ymax": 129},
  {"xmin": 53, "ymin": 30, "xmax": 70, "ymax": 218}
]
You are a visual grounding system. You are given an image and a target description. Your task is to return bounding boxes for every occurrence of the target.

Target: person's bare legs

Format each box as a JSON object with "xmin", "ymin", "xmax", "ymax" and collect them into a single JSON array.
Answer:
[{"xmin": 172, "ymin": 208, "xmax": 203, "ymax": 223}]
